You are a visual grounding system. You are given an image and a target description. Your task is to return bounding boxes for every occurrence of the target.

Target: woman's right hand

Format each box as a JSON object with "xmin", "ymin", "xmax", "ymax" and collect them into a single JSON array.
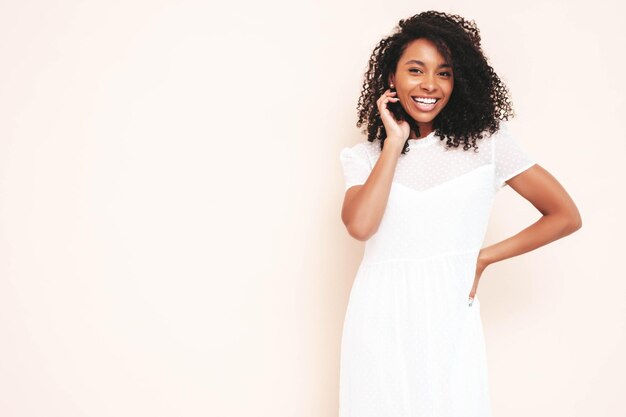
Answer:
[{"xmin": 377, "ymin": 89, "xmax": 410, "ymax": 147}]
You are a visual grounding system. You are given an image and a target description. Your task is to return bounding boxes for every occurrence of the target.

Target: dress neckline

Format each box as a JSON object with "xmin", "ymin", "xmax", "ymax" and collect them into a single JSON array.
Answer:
[{"xmin": 407, "ymin": 131, "xmax": 438, "ymax": 147}]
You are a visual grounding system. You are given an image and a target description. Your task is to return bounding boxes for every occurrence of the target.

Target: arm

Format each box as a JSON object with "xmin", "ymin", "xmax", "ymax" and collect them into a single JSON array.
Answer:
[
  {"xmin": 478, "ymin": 164, "xmax": 582, "ymax": 268},
  {"xmin": 341, "ymin": 140, "xmax": 404, "ymax": 241}
]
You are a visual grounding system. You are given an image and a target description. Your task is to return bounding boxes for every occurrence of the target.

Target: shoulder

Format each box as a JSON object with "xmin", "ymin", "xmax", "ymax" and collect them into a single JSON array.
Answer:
[
  {"xmin": 339, "ymin": 140, "xmax": 380, "ymax": 162},
  {"xmin": 476, "ymin": 121, "xmax": 519, "ymax": 156}
]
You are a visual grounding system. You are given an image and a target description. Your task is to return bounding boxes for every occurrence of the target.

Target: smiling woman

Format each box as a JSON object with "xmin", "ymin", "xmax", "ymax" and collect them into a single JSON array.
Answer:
[
  {"xmin": 355, "ymin": 11, "xmax": 516, "ymax": 154},
  {"xmin": 338, "ymin": 10, "xmax": 582, "ymax": 417},
  {"xmin": 391, "ymin": 47, "xmax": 454, "ymax": 118}
]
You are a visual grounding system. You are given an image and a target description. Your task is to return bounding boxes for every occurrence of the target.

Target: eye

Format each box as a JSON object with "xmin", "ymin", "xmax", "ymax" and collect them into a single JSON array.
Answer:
[{"xmin": 408, "ymin": 68, "xmax": 452, "ymax": 77}]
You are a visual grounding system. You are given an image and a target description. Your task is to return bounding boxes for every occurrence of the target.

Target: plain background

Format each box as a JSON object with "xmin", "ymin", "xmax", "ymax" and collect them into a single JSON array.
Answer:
[{"xmin": 0, "ymin": 1, "xmax": 624, "ymax": 416}]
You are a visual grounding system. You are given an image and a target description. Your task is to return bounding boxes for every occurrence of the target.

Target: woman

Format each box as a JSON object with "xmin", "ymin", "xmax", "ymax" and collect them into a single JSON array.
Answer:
[{"xmin": 338, "ymin": 11, "xmax": 582, "ymax": 417}]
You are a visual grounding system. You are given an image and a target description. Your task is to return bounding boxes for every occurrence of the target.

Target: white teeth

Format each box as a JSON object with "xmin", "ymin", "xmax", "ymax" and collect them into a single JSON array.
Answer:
[{"xmin": 412, "ymin": 97, "xmax": 438, "ymax": 104}]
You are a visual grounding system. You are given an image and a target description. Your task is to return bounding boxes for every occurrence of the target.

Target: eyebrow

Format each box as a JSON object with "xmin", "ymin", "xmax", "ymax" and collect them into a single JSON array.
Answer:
[{"xmin": 404, "ymin": 59, "xmax": 452, "ymax": 69}]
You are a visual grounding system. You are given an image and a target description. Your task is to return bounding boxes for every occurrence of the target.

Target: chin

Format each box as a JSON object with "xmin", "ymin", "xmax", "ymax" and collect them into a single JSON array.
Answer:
[{"xmin": 410, "ymin": 112, "xmax": 440, "ymax": 123}]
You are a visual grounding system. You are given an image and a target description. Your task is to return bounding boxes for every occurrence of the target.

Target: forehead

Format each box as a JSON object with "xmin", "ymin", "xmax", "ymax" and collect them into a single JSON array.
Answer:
[{"xmin": 401, "ymin": 38, "xmax": 449, "ymax": 65}]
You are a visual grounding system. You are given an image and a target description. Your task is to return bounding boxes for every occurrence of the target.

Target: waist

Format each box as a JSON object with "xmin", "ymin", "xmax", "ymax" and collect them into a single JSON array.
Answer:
[{"xmin": 360, "ymin": 247, "xmax": 480, "ymax": 267}]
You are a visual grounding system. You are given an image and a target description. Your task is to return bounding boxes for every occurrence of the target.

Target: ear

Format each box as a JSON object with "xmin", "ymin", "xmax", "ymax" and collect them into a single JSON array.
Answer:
[{"xmin": 388, "ymin": 75, "xmax": 395, "ymax": 87}]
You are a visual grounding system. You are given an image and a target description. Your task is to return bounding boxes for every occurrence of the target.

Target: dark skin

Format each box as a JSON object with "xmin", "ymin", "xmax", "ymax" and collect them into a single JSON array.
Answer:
[
  {"xmin": 388, "ymin": 38, "xmax": 454, "ymax": 140},
  {"xmin": 341, "ymin": 38, "xmax": 582, "ymax": 302}
]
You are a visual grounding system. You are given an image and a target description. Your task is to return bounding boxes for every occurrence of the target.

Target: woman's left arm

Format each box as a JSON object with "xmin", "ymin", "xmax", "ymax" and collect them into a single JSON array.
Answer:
[
  {"xmin": 480, "ymin": 163, "xmax": 582, "ymax": 267},
  {"xmin": 468, "ymin": 164, "xmax": 582, "ymax": 301}
]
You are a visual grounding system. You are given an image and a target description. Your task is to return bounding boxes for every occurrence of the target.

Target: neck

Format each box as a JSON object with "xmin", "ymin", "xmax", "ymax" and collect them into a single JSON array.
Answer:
[{"xmin": 409, "ymin": 127, "xmax": 433, "ymax": 140}]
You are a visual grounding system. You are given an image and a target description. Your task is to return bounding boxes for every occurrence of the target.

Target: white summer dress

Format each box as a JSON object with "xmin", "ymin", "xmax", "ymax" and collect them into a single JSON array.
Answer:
[{"xmin": 338, "ymin": 121, "xmax": 536, "ymax": 417}]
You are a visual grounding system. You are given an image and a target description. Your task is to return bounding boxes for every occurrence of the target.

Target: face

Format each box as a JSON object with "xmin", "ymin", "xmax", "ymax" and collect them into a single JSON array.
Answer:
[{"xmin": 389, "ymin": 38, "xmax": 454, "ymax": 136}]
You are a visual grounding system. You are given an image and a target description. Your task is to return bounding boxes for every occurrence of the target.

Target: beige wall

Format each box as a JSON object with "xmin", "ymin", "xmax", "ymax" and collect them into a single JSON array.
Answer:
[{"xmin": 0, "ymin": 1, "xmax": 623, "ymax": 416}]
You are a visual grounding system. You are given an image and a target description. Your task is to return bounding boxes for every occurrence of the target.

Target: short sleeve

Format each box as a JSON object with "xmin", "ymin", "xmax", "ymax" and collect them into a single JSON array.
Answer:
[
  {"xmin": 339, "ymin": 144, "xmax": 371, "ymax": 191},
  {"xmin": 493, "ymin": 122, "xmax": 536, "ymax": 190}
]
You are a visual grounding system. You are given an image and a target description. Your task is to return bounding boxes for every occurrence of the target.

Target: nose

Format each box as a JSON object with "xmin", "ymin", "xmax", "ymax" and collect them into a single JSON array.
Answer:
[{"xmin": 420, "ymin": 73, "xmax": 436, "ymax": 92}]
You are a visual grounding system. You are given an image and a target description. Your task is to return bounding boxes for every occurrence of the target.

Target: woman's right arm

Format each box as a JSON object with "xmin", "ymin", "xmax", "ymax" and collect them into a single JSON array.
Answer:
[{"xmin": 341, "ymin": 139, "xmax": 404, "ymax": 241}]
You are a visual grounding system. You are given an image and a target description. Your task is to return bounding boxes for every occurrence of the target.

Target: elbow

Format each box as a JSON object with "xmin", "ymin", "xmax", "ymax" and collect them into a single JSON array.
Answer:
[
  {"xmin": 561, "ymin": 211, "xmax": 582, "ymax": 234},
  {"xmin": 569, "ymin": 214, "xmax": 583, "ymax": 232},
  {"xmin": 346, "ymin": 221, "xmax": 375, "ymax": 241},
  {"xmin": 568, "ymin": 207, "xmax": 583, "ymax": 232}
]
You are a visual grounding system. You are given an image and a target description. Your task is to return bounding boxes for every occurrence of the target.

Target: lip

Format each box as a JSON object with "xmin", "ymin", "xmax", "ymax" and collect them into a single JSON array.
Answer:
[{"xmin": 411, "ymin": 96, "xmax": 440, "ymax": 112}]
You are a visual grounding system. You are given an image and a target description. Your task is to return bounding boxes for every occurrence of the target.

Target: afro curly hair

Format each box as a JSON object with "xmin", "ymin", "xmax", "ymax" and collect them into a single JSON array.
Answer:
[{"xmin": 356, "ymin": 10, "xmax": 515, "ymax": 154}]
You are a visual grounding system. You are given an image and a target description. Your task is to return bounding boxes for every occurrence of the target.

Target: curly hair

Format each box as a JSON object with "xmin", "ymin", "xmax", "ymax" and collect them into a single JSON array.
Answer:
[{"xmin": 356, "ymin": 10, "xmax": 515, "ymax": 154}]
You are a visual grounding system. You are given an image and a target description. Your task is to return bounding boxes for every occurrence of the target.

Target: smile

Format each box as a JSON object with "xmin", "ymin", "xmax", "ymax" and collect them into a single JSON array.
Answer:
[
  {"xmin": 411, "ymin": 96, "xmax": 440, "ymax": 112},
  {"xmin": 411, "ymin": 96, "xmax": 439, "ymax": 104}
]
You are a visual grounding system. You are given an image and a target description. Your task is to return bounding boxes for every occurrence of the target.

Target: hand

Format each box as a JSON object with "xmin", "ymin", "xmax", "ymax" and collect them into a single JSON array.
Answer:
[
  {"xmin": 376, "ymin": 89, "xmax": 410, "ymax": 147},
  {"xmin": 468, "ymin": 252, "xmax": 491, "ymax": 304}
]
